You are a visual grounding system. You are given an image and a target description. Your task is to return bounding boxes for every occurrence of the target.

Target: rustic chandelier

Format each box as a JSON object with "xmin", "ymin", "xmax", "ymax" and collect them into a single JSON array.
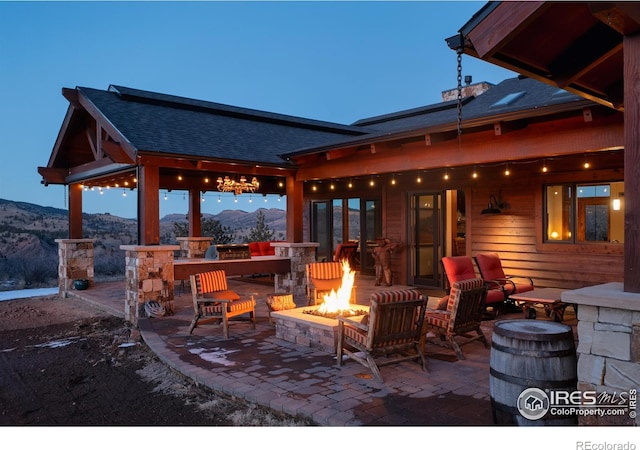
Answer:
[{"xmin": 216, "ymin": 175, "xmax": 260, "ymax": 195}]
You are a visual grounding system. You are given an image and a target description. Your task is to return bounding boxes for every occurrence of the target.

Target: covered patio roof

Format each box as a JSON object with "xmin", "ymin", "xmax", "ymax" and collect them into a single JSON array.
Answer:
[
  {"xmin": 38, "ymin": 84, "xmax": 372, "ymax": 243},
  {"xmin": 444, "ymin": 1, "xmax": 639, "ymax": 292}
]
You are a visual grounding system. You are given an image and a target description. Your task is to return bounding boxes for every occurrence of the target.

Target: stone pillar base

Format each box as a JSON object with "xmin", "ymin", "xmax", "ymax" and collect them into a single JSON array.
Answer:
[
  {"xmin": 176, "ymin": 237, "xmax": 212, "ymax": 259},
  {"xmin": 120, "ymin": 244, "xmax": 179, "ymax": 326},
  {"xmin": 56, "ymin": 239, "xmax": 96, "ymax": 299},
  {"xmin": 272, "ymin": 242, "xmax": 318, "ymax": 302},
  {"xmin": 564, "ymin": 283, "xmax": 640, "ymax": 426}
]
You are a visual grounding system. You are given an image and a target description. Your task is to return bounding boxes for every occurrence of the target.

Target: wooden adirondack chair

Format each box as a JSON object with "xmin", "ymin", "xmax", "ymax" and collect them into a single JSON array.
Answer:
[{"xmin": 336, "ymin": 289, "xmax": 428, "ymax": 382}]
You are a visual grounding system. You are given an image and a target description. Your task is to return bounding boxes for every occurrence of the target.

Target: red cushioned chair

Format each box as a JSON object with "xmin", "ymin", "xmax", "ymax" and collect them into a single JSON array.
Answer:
[
  {"xmin": 441, "ymin": 256, "xmax": 510, "ymax": 317},
  {"xmin": 474, "ymin": 253, "xmax": 534, "ymax": 297},
  {"xmin": 333, "ymin": 242, "xmax": 359, "ymax": 269}
]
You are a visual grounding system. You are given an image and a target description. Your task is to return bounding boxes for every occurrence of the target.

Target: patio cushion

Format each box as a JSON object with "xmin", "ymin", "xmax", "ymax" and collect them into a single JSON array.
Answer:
[
  {"xmin": 312, "ymin": 278, "xmax": 342, "ymax": 291},
  {"xmin": 442, "ymin": 256, "xmax": 476, "ymax": 283},
  {"xmin": 204, "ymin": 290, "xmax": 241, "ymax": 301}
]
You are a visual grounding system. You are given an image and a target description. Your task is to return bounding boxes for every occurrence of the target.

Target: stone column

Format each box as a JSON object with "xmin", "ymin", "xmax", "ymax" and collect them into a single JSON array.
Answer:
[
  {"xmin": 271, "ymin": 242, "xmax": 318, "ymax": 301},
  {"xmin": 56, "ymin": 238, "xmax": 96, "ymax": 298},
  {"xmin": 120, "ymin": 244, "xmax": 179, "ymax": 326},
  {"xmin": 176, "ymin": 237, "xmax": 213, "ymax": 259},
  {"xmin": 564, "ymin": 283, "xmax": 640, "ymax": 426}
]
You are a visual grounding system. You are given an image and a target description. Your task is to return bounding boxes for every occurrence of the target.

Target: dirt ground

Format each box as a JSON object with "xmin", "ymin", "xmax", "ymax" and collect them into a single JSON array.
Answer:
[{"xmin": 0, "ymin": 294, "xmax": 313, "ymax": 427}]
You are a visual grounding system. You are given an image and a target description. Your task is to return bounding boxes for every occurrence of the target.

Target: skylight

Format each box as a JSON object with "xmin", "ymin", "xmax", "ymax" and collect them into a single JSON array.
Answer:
[{"xmin": 491, "ymin": 91, "xmax": 525, "ymax": 107}]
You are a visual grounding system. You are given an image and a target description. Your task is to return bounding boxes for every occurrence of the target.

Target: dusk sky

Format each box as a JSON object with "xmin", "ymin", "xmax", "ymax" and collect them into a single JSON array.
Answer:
[{"xmin": 0, "ymin": 1, "xmax": 516, "ymax": 219}]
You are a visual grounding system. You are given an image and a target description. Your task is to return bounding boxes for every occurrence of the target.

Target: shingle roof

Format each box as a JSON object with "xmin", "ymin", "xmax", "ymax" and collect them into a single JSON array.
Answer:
[
  {"xmin": 79, "ymin": 85, "xmax": 372, "ymax": 166},
  {"xmin": 282, "ymin": 76, "xmax": 592, "ymax": 158}
]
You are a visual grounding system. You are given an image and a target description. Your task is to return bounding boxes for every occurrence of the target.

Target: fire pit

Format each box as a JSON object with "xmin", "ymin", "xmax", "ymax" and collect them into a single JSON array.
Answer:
[
  {"xmin": 272, "ymin": 260, "xmax": 366, "ymax": 354},
  {"xmin": 271, "ymin": 304, "xmax": 369, "ymax": 354},
  {"xmin": 303, "ymin": 307, "xmax": 367, "ymax": 319}
]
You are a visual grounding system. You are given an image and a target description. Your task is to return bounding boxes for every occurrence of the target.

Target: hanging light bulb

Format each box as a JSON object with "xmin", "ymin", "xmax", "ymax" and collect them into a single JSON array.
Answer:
[
  {"xmin": 348, "ymin": 179, "xmax": 353, "ymax": 188},
  {"xmin": 472, "ymin": 166, "xmax": 478, "ymax": 179},
  {"xmin": 504, "ymin": 163, "xmax": 510, "ymax": 176},
  {"xmin": 369, "ymin": 177, "xmax": 375, "ymax": 187},
  {"xmin": 122, "ymin": 190, "xmax": 127, "ymax": 197},
  {"xmin": 542, "ymin": 160, "xmax": 548, "ymax": 173},
  {"xmin": 444, "ymin": 169, "xmax": 449, "ymax": 180},
  {"xmin": 416, "ymin": 173, "xmax": 422, "ymax": 183},
  {"xmin": 164, "ymin": 191, "xmax": 168, "ymax": 200},
  {"xmin": 217, "ymin": 195, "xmax": 221, "ymax": 203},
  {"xmin": 584, "ymin": 155, "xmax": 590, "ymax": 169}
]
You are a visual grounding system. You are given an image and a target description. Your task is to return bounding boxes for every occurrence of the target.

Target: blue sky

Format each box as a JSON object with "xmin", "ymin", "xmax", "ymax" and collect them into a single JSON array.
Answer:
[{"xmin": 0, "ymin": 1, "xmax": 515, "ymax": 219}]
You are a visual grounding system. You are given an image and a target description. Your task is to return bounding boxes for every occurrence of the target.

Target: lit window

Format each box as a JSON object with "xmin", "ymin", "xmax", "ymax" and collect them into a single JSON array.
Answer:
[{"xmin": 544, "ymin": 182, "xmax": 624, "ymax": 243}]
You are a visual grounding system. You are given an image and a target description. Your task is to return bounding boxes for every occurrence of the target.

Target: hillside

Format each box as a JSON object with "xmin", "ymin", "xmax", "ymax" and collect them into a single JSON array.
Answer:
[{"xmin": 0, "ymin": 198, "xmax": 285, "ymax": 289}]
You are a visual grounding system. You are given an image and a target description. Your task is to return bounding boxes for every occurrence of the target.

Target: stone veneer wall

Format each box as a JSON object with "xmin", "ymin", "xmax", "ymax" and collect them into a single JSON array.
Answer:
[
  {"xmin": 564, "ymin": 283, "xmax": 640, "ymax": 426},
  {"xmin": 56, "ymin": 239, "xmax": 95, "ymax": 298},
  {"xmin": 272, "ymin": 242, "xmax": 319, "ymax": 300},
  {"xmin": 176, "ymin": 237, "xmax": 212, "ymax": 259},
  {"xmin": 120, "ymin": 245, "xmax": 179, "ymax": 326}
]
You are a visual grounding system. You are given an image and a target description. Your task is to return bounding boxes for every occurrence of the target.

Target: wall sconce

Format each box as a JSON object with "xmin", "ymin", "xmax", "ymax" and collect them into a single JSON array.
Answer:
[
  {"xmin": 481, "ymin": 194, "xmax": 506, "ymax": 215},
  {"xmin": 613, "ymin": 192, "xmax": 623, "ymax": 211}
]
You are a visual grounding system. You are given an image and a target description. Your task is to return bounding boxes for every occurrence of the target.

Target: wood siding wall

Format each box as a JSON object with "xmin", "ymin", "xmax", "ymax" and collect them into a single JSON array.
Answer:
[{"xmin": 467, "ymin": 170, "xmax": 624, "ymax": 290}]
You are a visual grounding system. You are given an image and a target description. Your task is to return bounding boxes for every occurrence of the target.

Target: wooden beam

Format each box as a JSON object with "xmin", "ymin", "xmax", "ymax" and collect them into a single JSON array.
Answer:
[
  {"xmin": 286, "ymin": 175, "xmax": 303, "ymax": 243},
  {"xmin": 137, "ymin": 154, "xmax": 295, "ymax": 178},
  {"xmin": 102, "ymin": 140, "xmax": 136, "ymax": 164},
  {"xmin": 188, "ymin": 188, "xmax": 201, "ymax": 237},
  {"xmin": 38, "ymin": 167, "xmax": 67, "ymax": 185},
  {"xmin": 325, "ymin": 148, "xmax": 356, "ymax": 161},
  {"xmin": 549, "ymin": 24, "xmax": 622, "ymax": 89},
  {"xmin": 295, "ymin": 118, "xmax": 624, "ymax": 181},
  {"xmin": 623, "ymin": 33, "xmax": 640, "ymax": 293},
  {"xmin": 137, "ymin": 165, "xmax": 160, "ymax": 245},
  {"xmin": 466, "ymin": 1, "xmax": 547, "ymax": 59},
  {"xmin": 75, "ymin": 89, "xmax": 138, "ymax": 158},
  {"xmin": 68, "ymin": 183, "xmax": 83, "ymax": 239}
]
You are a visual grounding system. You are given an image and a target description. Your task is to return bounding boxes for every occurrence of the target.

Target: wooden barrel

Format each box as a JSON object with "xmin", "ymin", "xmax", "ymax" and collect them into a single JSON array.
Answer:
[{"xmin": 490, "ymin": 319, "xmax": 577, "ymax": 426}]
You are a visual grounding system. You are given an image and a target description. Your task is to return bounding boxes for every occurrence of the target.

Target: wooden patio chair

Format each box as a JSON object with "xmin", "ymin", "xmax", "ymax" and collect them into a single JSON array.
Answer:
[
  {"xmin": 422, "ymin": 278, "xmax": 488, "ymax": 360},
  {"xmin": 188, "ymin": 270, "xmax": 256, "ymax": 338},
  {"xmin": 306, "ymin": 261, "xmax": 355, "ymax": 306},
  {"xmin": 336, "ymin": 289, "xmax": 428, "ymax": 382},
  {"xmin": 474, "ymin": 252, "xmax": 534, "ymax": 297},
  {"xmin": 441, "ymin": 255, "xmax": 508, "ymax": 316}
]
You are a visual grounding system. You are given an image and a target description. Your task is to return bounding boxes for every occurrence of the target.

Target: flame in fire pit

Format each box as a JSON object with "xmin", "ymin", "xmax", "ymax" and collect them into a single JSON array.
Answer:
[{"xmin": 316, "ymin": 260, "xmax": 356, "ymax": 315}]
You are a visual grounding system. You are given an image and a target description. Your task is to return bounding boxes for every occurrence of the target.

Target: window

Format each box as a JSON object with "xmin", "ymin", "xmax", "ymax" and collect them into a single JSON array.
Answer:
[{"xmin": 544, "ymin": 181, "xmax": 624, "ymax": 243}]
